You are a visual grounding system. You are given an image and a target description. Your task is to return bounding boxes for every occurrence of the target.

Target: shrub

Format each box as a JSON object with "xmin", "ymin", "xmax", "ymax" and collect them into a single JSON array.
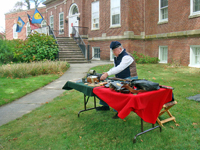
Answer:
[
  {"xmin": 13, "ymin": 32, "xmax": 59, "ymax": 62},
  {"xmin": 0, "ymin": 39, "xmax": 15, "ymax": 63},
  {"xmin": 132, "ymin": 51, "xmax": 159, "ymax": 64}
]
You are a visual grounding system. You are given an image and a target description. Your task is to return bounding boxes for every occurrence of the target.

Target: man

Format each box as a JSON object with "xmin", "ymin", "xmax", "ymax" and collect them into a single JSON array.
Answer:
[{"xmin": 97, "ymin": 41, "xmax": 138, "ymax": 119}]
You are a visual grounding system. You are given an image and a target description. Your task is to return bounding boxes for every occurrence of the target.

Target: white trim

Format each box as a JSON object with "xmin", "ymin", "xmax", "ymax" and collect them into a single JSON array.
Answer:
[
  {"xmin": 189, "ymin": 45, "xmax": 200, "ymax": 68},
  {"xmin": 110, "ymin": 0, "xmax": 121, "ymax": 27},
  {"xmin": 59, "ymin": 12, "xmax": 64, "ymax": 34},
  {"xmin": 189, "ymin": 0, "xmax": 200, "ymax": 17},
  {"xmin": 110, "ymin": 49, "xmax": 114, "ymax": 61},
  {"xmin": 26, "ymin": 22, "xmax": 31, "ymax": 37},
  {"xmin": 159, "ymin": 46, "xmax": 168, "ymax": 63},
  {"xmin": 13, "ymin": 24, "xmax": 18, "ymax": 39},
  {"xmin": 158, "ymin": 0, "xmax": 168, "ymax": 23},
  {"xmin": 91, "ymin": 1, "xmax": 100, "ymax": 30},
  {"xmin": 92, "ymin": 47, "xmax": 100, "ymax": 60},
  {"xmin": 50, "ymin": 15, "xmax": 54, "ymax": 30}
]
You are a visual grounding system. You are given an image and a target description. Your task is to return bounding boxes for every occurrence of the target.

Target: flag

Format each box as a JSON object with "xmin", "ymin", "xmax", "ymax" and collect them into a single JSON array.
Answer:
[
  {"xmin": 27, "ymin": 14, "xmax": 40, "ymax": 30},
  {"xmin": 31, "ymin": 9, "xmax": 44, "ymax": 24},
  {"xmin": 16, "ymin": 17, "xmax": 25, "ymax": 32}
]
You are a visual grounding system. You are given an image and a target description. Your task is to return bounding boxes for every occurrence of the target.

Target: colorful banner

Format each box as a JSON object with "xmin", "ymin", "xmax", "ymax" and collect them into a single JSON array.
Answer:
[
  {"xmin": 16, "ymin": 17, "xmax": 25, "ymax": 33},
  {"xmin": 27, "ymin": 14, "xmax": 40, "ymax": 30},
  {"xmin": 31, "ymin": 9, "xmax": 44, "ymax": 24}
]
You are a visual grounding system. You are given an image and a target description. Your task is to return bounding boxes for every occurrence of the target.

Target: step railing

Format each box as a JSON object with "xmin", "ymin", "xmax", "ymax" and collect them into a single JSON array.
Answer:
[{"xmin": 72, "ymin": 26, "xmax": 89, "ymax": 60}]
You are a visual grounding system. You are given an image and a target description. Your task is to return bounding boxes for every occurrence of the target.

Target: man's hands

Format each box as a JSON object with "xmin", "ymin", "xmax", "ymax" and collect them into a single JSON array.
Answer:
[{"xmin": 100, "ymin": 72, "xmax": 108, "ymax": 81}]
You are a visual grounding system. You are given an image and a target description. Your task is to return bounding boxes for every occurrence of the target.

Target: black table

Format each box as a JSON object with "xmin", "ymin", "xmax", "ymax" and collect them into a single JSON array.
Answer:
[{"xmin": 62, "ymin": 80, "xmax": 98, "ymax": 117}]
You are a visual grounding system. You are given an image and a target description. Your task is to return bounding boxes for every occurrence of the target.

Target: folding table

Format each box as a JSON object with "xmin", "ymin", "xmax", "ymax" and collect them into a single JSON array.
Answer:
[{"xmin": 62, "ymin": 81, "xmax": 173, "ymax": 143}]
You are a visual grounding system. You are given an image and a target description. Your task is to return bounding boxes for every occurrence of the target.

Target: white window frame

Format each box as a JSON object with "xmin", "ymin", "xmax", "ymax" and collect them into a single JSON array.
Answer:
[
  {"xmin": 59, "ymin": 12, "xmax": 64, "ymax": 34},
  {"xmin": 26, "ymin": 22, "xmax": 31, "ymax": 37},
  {"xmin": 190, "ymin": 0, "xmax": 200, "ymax": 17},
  {"xmin": 13, "ymin": 24, "xmax": 18, "ymax": 39},
  {"xmin": 91, "ymin": 1, "xmax": 100, "ymax": 30},
  {"xmin": 110, "ymin": 49, "xmax": 114, "ymax": 61},
  {"xmin": 110, "ymin": 0, "xmax": 121, "ymax": 27},
  {"xmin": 50, "ymin": 15, "xmax": 54, "ymax": 30},
  {"xmin": 158, "ymin": 0, "xmax": 168, "ymax": 23},
  {"xmin": 92, "ymin": 47, "xmax": 100, "ymax": 60},
  {"xmin": 189, "ymin": 45, "xmax": 200, "ymax": 68},
  {"xmin": 159, "ymin": 46, "xmax": 168, "ymax": 63}
]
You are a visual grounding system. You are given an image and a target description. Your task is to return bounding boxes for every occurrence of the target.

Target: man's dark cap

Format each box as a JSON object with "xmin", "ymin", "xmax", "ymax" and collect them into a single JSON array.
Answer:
[{"xmin": 110, "ymin": 41, "xmax": 121, "ymax": 50}]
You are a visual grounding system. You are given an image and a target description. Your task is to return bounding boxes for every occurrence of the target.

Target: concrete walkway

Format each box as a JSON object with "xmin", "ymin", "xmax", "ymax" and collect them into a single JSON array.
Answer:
[{"xmin": 0, "ymin": 61, "xmax": 113, "ymax": 126}]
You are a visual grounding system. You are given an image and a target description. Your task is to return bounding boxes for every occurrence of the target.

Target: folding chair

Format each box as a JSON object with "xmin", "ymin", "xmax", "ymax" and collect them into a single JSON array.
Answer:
[{"xmin": 157, "ymin": 101, "xmax": 177, "ymax": 126}]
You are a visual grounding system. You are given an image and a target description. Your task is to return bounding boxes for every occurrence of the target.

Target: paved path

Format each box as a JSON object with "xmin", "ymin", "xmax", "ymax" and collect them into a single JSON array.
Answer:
[{"xmin": 0, "ymin": 61, "xmax": 112, "ymax": 126}]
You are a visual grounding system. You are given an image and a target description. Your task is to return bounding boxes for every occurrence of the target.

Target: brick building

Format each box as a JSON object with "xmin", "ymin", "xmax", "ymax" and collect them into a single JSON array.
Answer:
[{"xmin": 5, "ymin": 0, "xmax": 200, "ymax": 68}]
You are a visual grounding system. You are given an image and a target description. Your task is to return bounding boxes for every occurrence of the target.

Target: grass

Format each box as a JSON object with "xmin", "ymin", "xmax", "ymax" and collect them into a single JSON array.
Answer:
[
  {"xmin": 0, "ymin": 61, "xmax": 70, "ymax": 106},
  {"xmin": 0, "ymin": 75, "xmax": 60, "ymax": 106},
  {"xmin": 0, "ymin": 64, "xmax": 199, "ymax": 149}
]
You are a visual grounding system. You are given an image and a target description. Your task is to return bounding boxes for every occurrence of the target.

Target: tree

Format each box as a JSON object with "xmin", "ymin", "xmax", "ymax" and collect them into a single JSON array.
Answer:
[
  {"xmin": 9, "ymin": 0, "xmax": 45, "ymax": 12},
  {"xmin": 30, "ymin": 0, "xmax": 45, "ymax": 9}
]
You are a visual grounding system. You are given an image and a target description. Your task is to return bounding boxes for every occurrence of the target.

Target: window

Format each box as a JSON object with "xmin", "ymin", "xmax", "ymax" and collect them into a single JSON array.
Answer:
[
  {"xmin": 26, "ymin": 22, "xmax": 31, "ymax": 37},
  {"xmin": 13, "ymin": 24, "xmax": 18, "ymax": 39},
  {"xmin": 110, "ymin": 49, "xmax": 114, "ymax": 61},
  {"xmin": 159, "ymin": 0, "xmax": 168, "ymax": 22},
  {"xmin": 59, "ymin": 12, "xmax": 64, "ymax": 34},
  {"xmin": 159, "ymin": 46, "xmax": 168, "ymax": 63},
  {"xmin": 189, "ymin": 46, "xmax": 200, "ymax": 68},
  {"xmin": 190, "ymin": 0, "xmax": 200, "ymax": 16},
  {"xmin": 110, "ymin": 0, "xmax": 120, "ymax": 27},
  {"xmin": 50, "ymin": 15, "xmax": 54, "ymax": 30},
  {"xmin": 92, "ymin": 1, "xmax": 99, "ymax": 29},
  {"xmin": 72, "ymin": 6, "xmax": 78, "ymax": 15},
  {"xmin": 41, "ymin": 20, "xmax": 47, "ymax": 27},
  {"xmin": 92, "ymin": 47, "xmax": 100, "ymax": 60}
]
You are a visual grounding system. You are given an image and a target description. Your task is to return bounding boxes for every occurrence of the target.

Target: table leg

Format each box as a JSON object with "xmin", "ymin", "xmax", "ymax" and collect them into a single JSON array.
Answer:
[
  {"xmin": 133, "ymin": 119, "xmax": 162, "ymax": 143},
  {"xmin": 78, "ymin": 95, "xmax": 99, "ymax": 117}
]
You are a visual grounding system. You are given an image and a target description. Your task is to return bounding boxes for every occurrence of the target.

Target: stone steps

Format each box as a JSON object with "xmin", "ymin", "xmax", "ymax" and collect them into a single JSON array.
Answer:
[{"xmin": 56, "ymin": 37, "xmax": 89, "ymax": 63}]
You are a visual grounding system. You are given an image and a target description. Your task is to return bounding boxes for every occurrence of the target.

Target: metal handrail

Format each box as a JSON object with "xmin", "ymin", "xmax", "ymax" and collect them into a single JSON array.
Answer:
[{"xmin": 72, "ymin": 26, "xmax": 87, "ymax": 58}]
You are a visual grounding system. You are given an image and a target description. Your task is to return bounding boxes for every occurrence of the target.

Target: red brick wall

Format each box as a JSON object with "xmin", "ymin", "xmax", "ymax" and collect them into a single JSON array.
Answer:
[
  {"xmin": 89, "ymin": 40, "xmax": 145, "ymax": 60},
  {"xmin": 145, "ymin": 0, "xmax": 200, "ymax": 35}
]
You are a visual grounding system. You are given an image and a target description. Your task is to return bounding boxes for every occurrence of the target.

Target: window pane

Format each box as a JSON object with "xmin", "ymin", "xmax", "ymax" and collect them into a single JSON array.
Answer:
[
  {"xmin": 92, "ymin": 1, "xmax": 99, "ymax": 29},
  {"xmin": 161, "ymin": 0, "xmax": 168, "ymax": 8},
  {"xmin": 59, "ymin": 13, "xmax": 64, "ymax": 34},
  {"xmin": 160, "ymin": 47, "xmax": 168, "ymax": 63},
  {"xmin": 194, "ymin": 48, "xmax": 200, "ymax": 64},
  {"xmin": 92, "ymin": 12, "xmax": 99, "ymax": 19},
  {"xmin": 111, "ymin": 0, "xmax": 120, "ymax": 8},
  {"xmin": 111, "ymin": 0, "xmax": 120, "ymax": 25},
  {"xmin": 112, "ymin": 14, "xmax": 120, "ymax": 25},
  {"xmin": 112, "ymin": 7, "xmax": 120, "ymax": 14},
  {"xmin": 94, "ymin": 48, "xmax": 100, "ymax": 58},
  {"xmin": 92, "ymin": 1, "xmax": 99, "ymax": 11},
  {"xmin": 50, "ymin": 16, "xmax": 54, "ymax": 30},
  {"xmin": 161, "ymin": 8, "xmax": 168, "ymax": 19},
  {"xmin": 194, "ymin": 0, "xmax": 200, "ymax": 12},
  {"xmin": 72, "ymin": 6, "xmax": 78, "ymax": 15}
]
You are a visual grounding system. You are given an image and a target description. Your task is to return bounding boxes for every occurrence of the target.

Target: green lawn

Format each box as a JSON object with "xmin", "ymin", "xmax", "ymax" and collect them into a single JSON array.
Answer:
[
  {"xmin": 0, "ymin": 75, "xmax": 61, "ymax": 106},
  {"xmin": 0, "ymin": 64, "xmax": 199, "ymax": 149}
]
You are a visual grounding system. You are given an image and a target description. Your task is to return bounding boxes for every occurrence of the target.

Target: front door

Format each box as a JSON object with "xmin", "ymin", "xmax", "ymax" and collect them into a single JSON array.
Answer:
[{"xmin": 68, "ymin": 4, "xmax": 79, "ymax": 37}]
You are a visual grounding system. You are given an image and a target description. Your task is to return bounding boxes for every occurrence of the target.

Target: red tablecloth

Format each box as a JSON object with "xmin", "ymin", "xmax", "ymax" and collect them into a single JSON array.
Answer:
[{"xmin": 93, "ymin": 87, "xmax": 172, "ymax": 124}]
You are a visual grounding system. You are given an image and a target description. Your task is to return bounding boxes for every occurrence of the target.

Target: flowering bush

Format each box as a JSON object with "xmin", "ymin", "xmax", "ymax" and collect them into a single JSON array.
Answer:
[{"xmin": 14, "ymin": 32, "xmax": 59, "ymax": 62}]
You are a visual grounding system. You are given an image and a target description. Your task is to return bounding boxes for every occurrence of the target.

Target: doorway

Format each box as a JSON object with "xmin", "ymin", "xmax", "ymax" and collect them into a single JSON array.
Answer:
[{"xmin": 68, "ymin": 3, "xmax": 79, "ymax": 37}]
